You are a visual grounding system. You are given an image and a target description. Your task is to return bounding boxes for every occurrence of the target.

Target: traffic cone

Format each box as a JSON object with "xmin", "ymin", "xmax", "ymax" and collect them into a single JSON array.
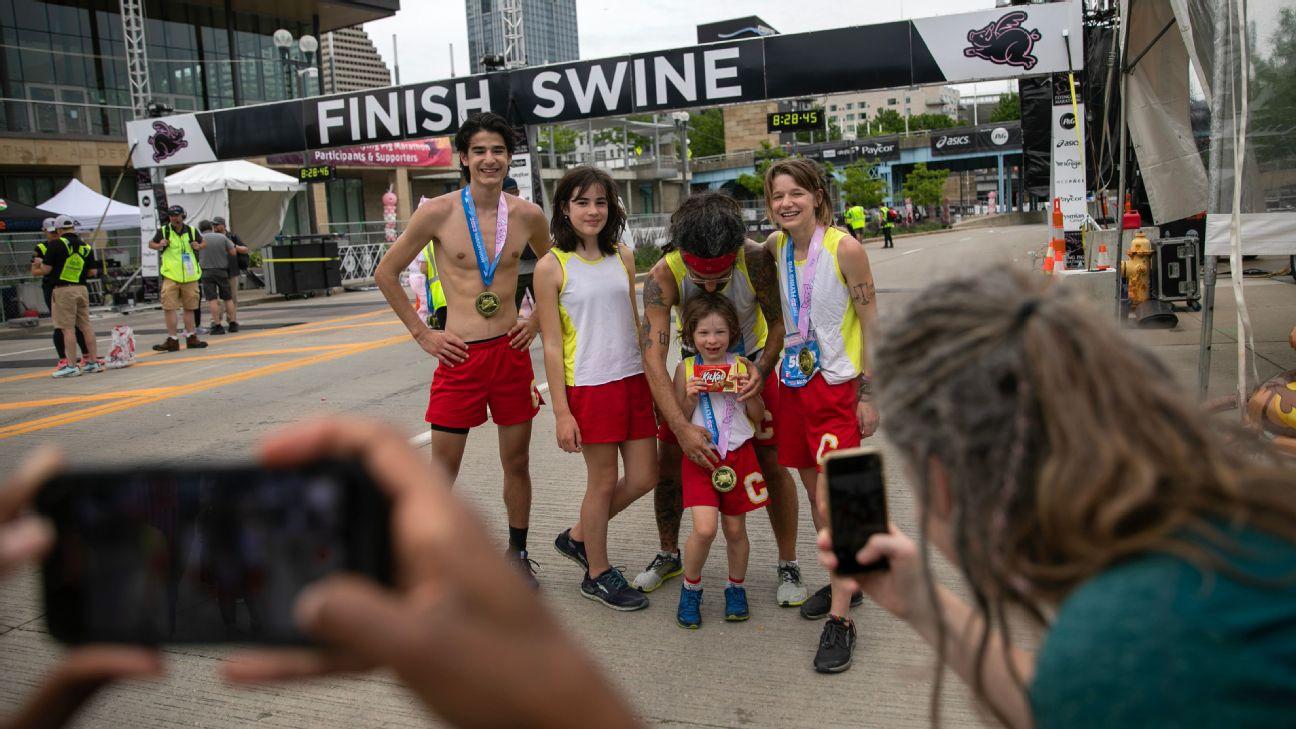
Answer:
[
  {"xmin": 1053, "ymin": 245, "xmax": 1067, "ymax": 273},
  {"xmin": 1096, "ymin": 243, "xmax": 1112, "ymax": 270},
  {"xmin": 1042, "ymin": 252, "xmax": 1055, "ymax": 274}
]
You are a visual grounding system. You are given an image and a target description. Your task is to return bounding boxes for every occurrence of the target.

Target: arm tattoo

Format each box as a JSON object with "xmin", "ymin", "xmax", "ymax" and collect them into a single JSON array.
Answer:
[
  {"xmin": 639, "ymin": 321, "xmax": 651, "ymax": 351},
  {"xmin": 658, "ymin": 331, "xmax": 669, "ymax": 345},
  {"xmin": 851, "ymin": 282, "xmax": 874, "ymax": 306},
  {"xmin": 745, "ymin": 245, "xmax": 784, "ymax": 321},
  {"xmin": 643, "ymin": 276, "xmax": 666, "ymax": 309}
]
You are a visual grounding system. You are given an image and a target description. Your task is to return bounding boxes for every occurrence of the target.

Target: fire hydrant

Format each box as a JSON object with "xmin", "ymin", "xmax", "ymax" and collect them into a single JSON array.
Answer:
[{"xmin": 1120, "ymin": 229, "xmax": 1153, "ymax": 306}]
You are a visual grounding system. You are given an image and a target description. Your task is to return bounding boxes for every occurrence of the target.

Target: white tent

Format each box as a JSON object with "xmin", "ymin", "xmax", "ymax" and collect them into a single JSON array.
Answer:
[
  {"xmin": 164, "ymin": 160, "xmax": 304, "ymax": 249},
  {"xmin": 38, "ymin": 178, "xmax": 141, "ymax": 231}
]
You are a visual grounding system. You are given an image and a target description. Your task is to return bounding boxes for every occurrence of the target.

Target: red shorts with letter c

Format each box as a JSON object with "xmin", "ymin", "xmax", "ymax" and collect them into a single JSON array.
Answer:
[
  {"xmin": 776, "ymin": 374, "xmax": 861, "ymax": 471},
  {"xmin": 425, "ymin": 334, "xmax": 543, "ymax": 430},
  {"xmin": 681, "ymin": 441, "xmax": 768, "ymax": 516}
]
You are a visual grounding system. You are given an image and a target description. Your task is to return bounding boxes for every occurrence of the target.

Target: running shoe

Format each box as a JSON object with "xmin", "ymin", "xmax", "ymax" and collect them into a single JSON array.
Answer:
[
  {"xmin": 51, "ymin": 359, "xmax": 80, "ymax": 378},
  {"xmin": 631, "ymin": 550, "xmax": 683, "ymax": 593},
  {"xmin": 553, "ymin": 528, "xmax": 588, "ymax": 570},
  {"xmin": 724, "ymin": 585, "xmax": 750, "ymax": 622},
  {"xmin": 580, "ymin": 568, "xmax": 648, "ymax": 611},
  {"xmin": 80, "ymin": 360, "xmax": 105, "ymax": 374},
  {"xmin": 776, "ymin": 562, "xmax": 809, "ymax": 607},
  {"xmin": 813, "ymin": 616, "xmax": 857, "ymax": 673},
  {"xmin": 510, "ymin": 549, "xmax": 540, "ymax": 589},
  {"xmin": 676, "ymin": 584, "xmax": 703, "ymax": 629},
  {"xmin": 799, "ymin": 584, "xmax": 864, "ymax": 620},
  {"xmin": 209, "ymin": 324, "xmax": 226, "ymax": 335},
  {"xmin": 227, "ymin": 321, "xmax": 240, "ymax": 333}
]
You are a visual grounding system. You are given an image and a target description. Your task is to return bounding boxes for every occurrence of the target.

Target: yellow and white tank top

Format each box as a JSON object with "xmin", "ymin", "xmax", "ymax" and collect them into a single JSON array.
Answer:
[
  {"xmin": 664, "ymin": 248, "xmax": 768, "ymax": 356},
  {"xmin": 553, "ymin": 247, "xmax": 643, "ymax": 387},
  {"xmin": 684, "ymin": 355, "xmax": 755, "ymax": 452},
  {"xmin": 772, "ymin": 227, "xmax": 863, "ymax": 385}
]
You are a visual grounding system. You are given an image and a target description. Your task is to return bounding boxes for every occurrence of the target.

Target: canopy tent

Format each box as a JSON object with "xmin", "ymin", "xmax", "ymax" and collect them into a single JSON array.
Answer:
[
  {"xmin": 0, "ymin": 197, "xmax": 58, "ymax": 232},
  {"xmin": 38, "ymin": 179, "xmax": 141, "ymax": 232},
  {"xmin": 164, "ymin": 160, "xmax": 304, "ymax": 249}
]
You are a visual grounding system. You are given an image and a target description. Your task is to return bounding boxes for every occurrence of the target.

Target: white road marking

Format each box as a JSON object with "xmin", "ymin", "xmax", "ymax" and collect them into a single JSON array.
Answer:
[
  {"xmin": 0, "ymin": 337, "xmax": 113, "ymax": 358},
  {"xmin": 901, "ymin": 248, "xmax": 924, "ymax": 256}
]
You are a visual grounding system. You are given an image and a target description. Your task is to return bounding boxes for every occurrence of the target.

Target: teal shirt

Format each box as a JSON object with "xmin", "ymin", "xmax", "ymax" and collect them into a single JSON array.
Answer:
[{"xmin": 1031, "ymin": 526, "xmax": 1296, "ymax": 728}]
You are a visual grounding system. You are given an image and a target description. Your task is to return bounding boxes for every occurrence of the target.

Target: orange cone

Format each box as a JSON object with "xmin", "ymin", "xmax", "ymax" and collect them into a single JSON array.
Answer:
[{"xmin": 1096, "ymin": 243, "xmax": 1112, "ymax": 270}]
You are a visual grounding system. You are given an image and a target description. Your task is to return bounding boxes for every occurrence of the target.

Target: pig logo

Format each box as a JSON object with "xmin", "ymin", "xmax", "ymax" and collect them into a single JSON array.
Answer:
[
  {"xmin": 963, "ymin": 11, "xmax": 1042, "ymax": 70},
  {"xmin": 147, "ymin": 120, "xmax": 189, "ymax": 163}
]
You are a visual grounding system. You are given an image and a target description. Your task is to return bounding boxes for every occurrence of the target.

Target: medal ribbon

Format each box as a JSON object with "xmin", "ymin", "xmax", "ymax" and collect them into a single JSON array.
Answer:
[
  {"xmin": 784, "ymin": 226, "xmax": 825, "ymax": 341},
  {"xmin": 461, "ymin": 187, "xmax": 509, "ymax": 287},
  {"xmin": 695, "ymin": 355, "xmax": 738, "ymax": 459}
]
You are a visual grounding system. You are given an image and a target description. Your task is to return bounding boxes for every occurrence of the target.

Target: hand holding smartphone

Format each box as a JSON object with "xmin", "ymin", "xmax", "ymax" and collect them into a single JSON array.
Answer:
[{"xmin": 823, "ymin": 446, "xmax": 890, "ymax": 574}]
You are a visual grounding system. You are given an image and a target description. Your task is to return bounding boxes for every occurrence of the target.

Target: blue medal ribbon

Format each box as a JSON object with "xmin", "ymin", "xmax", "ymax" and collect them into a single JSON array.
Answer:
[{"xmin": 461, "ymin": 187, "xmax": 506, "ymax": 287}]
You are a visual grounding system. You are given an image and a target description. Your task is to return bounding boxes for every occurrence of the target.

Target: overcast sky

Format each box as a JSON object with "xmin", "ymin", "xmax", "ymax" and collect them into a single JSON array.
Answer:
[{"xmin": 364, "ymin": 0, "xmax": 1012, "ymax": 97}]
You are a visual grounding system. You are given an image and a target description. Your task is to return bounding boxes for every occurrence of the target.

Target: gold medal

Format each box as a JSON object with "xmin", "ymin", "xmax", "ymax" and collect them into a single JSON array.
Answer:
[
  {"xmin": 711, "ymin": 465, "xmax": 737, "ymax": 493},
  {"xmin": 797, "ymin": 346, "xmax": 815, "ymax": 376},
  {"xmin": 475, "ymin": 291, "xmax": 501, "ymax": 318}
]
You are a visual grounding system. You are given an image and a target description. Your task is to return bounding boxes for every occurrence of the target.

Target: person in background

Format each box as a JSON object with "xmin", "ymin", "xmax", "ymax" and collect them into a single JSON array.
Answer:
[
  {"xmin": 504, "ymin": 177, "xmax": 538, "ymax": 311},
  {"xmin": 821, "ymin": 268, "xmax": 1296, "ymax": 727},
  {"xmin": 148, "ymin": 206, "xmax": 207, "ymax": 352},
  {"xmin": 196, "ymin": 220, "xmax": 236, "ymax": 335},
  {"xmin": 37, "ymin": 215, "xmax": 103, "ymax": 377},
  {"xmin": 843, "ymin": 202, "xmax": 866, "ymax": 242},
  {"xmin": 31, "ymin": 217, "xmax": 88, "ymax": 366},
  {"xmin": 213, "ymin": 217, "xmax": 247, "ymax": 332}
]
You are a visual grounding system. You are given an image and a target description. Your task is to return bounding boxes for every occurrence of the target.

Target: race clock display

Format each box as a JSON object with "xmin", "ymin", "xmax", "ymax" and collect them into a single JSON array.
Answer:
[
  {"xmin": 767, "ymin": 109, "xmax": 824, "ymax": 134},
  {"xmin": 298, "ymin": 165, "xmax": 336, "ymax": 183}
]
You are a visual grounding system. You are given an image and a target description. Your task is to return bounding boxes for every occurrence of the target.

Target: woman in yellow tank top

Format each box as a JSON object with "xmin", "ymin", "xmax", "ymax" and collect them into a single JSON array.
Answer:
[{"xmin": 534, "ymin": 166, "xmax": 657, "ymax": 612}]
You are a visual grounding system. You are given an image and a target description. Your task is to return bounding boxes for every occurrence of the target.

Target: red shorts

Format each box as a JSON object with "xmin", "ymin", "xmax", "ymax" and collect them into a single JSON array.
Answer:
[
  {"xmin": 425, "ymin": 334, "xmax": 543, "ymax": 431},
  {"xmin": 567, "ymin": 373, "xmax": 656, "ymax": 444},
  {"xmin": 682, "ymin": 441, "xmax": 768, "ymax": 515},
  {"xmin": 776, "ymin": 374, "xmax": 861, "ymax": 471},
  {"xmin": 658, "ymin": 364, "xmax": 778, "ymax": 446}
]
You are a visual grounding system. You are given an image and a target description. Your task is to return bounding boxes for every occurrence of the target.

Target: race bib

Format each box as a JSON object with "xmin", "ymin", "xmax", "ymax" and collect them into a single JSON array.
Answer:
[
  {"xmin": 181, "ymin": 252, "xmax": 197, "ymax": 278},
  {"xmin": 779, "ymin": 335, "xmax": 821, "ymax": 388}
]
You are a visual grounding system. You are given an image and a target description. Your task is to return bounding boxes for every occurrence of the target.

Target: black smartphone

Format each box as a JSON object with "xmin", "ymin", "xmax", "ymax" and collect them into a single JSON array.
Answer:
[
  {"xmin": 823, "ymin": 446, "xmax": 889, "ymax": 574},
  {"xmin": 36, "ymin": 459, "xmax": 391, "ymax": 645}
]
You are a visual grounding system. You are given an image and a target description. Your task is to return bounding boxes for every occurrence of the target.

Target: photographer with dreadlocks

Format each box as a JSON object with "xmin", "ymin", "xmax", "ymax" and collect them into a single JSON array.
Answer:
[{"xmin": 819, "ymin": 268, "xmax": 1296, "ymax": 727}]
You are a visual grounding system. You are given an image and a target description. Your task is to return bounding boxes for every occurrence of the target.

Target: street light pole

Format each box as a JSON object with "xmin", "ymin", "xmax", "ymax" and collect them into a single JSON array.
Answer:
[
  {"xmin": 274, "ymin": 29, "xmax": 318, "ymax": 233},
  {"xmin": 671, "ymin": 110, "xmax": 690, "ymax": 198}
]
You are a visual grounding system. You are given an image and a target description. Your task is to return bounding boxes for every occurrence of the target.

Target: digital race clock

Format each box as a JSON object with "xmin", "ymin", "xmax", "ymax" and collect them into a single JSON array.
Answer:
[
  {"xmin": 766, "ymin": 109, "xmax": 824, "ymax": 134},
  {"xmin": 298, "ymin": 165, "xmax": 336, "ymax": 182}
]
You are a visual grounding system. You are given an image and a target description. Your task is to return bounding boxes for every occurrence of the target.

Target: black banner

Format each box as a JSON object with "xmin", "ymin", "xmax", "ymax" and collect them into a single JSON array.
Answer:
[
  {"xmin": 801, "ymin": 136, "xmax": 901, "ymax": 165},
  {"xmin": 930, "ymin": 122, "xmax": 1022, "ymax": 156},
  {"xmin": 1020, "ymin": 76, "xmax": 1052, "ymax": 198}
]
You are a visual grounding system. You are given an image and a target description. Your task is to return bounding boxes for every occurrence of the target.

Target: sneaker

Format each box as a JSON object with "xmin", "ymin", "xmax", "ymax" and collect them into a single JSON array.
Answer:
[
  {"xmin": 553, "ymin": 529, "xmax": 588, "ymax": 571},
  {"xmin": 581, "ymin": 568, "xmax": 648, "ymax": 611},
  {"xmin": 724, "ymin": 585, "xmax": 750, "ymax": 622},
  {"xmin": 51, "ymin": 360, "xmax": 81, "ymax": 378},
  {"xmin": 676, "ymin": 584, "xmax": 703, "ymax": 629},
  {"xmin": 799, "ymin": 585, "xmax": 865, "ymax": 620},
  {"xmin": 209, "ymin": 324, "xmax": 226, "ymax": 335},
  {"xmin": 510, "ymin": 549, "xmax": 540, "ymax": 589},
  {"xmin": 185, "ymin": 334, "xmax": 208, "ymax": 349},
  {"xmin": 776, "ymin": 562, "xmax": 809, "ymax": 607},
  {"xmin": 632, "ymin": 551, "xmax": 683, "ymax": 593},
  {"xmin": 80, "ymin": 359, "xmax": 105, "ymax": 374},
  {"xmin": 813, "ymin": 616, "xmax": 857, "ymax": 674},
  {"xmin": 152, "ymin": 337, "xmax": 179, "ymax": 352},
  {"xmin": 195, "ymin": 326, "xmax": 209, "ymax": 335},
  {"xmin": 227, "ymin": 321, "xmax": 240, "ymax": 333}
]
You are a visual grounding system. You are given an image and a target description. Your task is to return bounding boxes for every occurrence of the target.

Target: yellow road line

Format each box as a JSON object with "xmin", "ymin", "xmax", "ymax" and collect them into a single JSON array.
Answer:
[
  {"xmin": 0, "ymin": 386, "xmax": 179, "ymax": 411},
  {"xmin": 0, "ymin": 335, "xmax": 408, "ymax": 440}
]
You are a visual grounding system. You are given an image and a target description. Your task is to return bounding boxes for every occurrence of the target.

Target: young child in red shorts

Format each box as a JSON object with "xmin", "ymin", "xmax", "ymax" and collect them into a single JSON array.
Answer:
[{"xmin": 672, "ymin": 293, "xmax": 767, "ymax": 628}]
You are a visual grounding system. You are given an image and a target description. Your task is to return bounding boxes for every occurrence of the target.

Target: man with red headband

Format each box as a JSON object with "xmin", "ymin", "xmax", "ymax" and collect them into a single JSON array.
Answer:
[{"xmin": 625, "ymin": 192, "xmax": 809, "ymax": 607}]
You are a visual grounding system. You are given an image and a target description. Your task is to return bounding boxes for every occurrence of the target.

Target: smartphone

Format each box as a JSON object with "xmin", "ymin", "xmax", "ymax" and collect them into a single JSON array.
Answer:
[
  {"xmin": 823, "ymin": 446, "xmax": 889, "ymax": 574},
  {"xmin": 37, "ymin": 459, "xmax": 391, "ymax": 645}
]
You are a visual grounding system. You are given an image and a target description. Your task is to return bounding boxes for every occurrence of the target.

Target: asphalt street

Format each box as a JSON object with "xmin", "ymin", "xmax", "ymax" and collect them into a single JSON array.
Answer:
[{"xmin": 1, "ymin": 224, "xmax": 1292, "ymax": 728}]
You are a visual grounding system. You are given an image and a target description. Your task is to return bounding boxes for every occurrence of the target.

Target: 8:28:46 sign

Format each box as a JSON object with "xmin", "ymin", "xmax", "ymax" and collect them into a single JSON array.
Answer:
[{"xmin": 298, "ymin": 165, "xmax": 336, "ymax": 183}]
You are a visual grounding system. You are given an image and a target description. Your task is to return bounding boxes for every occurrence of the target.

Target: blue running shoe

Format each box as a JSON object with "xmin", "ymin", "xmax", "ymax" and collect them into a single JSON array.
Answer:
[
  {"xmin": 724, "ymin": 585, "xmax": 750, "ymax": 622},
  {"xmin": 677, "ymin": 584, "xmax": 703, "ymax": 629}
]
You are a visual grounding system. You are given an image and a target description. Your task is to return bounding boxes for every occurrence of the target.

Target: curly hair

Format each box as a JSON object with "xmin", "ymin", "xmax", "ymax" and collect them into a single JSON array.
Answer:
[
  {"xmin": 550, "ymin": 166, "xmax": 624, "ymax": 257},
  {"xmin": 454, "ymin": 112, "xmax": 515, "ymax": 182},
  {"xmin": 667, "ymin": 191, "xmax": 745, "ymax": 258},
  {"xmin": 679, "ymin": 291, "xmax": 741, "ymax": 352},
  {"xmin": 872, "ymin": 267, "xmax": 1296, "ymax": 726}
]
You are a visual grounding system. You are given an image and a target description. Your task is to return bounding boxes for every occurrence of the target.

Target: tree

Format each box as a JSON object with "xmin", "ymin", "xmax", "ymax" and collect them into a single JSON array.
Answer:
[
  {"xmin": 688, "ymin": 108, "xmax": 726, "ymax": 157},
  {"xmin": 793, "ymin": 117, "xmax": 843, "ymax": 143},
  {"xmin": 1253, "ymin": 8, "xmax": 1296, "ymax": 169},
  {"xmin": 908, "ymin": 113, "xmax": 957, "ymax": 131},
  {"xmin": 872, "ymin": 109, "xmax": 906, "ymax": 134},
  {"xmin": 735, "ymin": 141, "xmax": 789, "ymax": 196},
  {"xmin": 902, "ymin": 163, "xmax": 949, "ymax": 209},
  {"xmin": 988, "ymin": 92, "xmax": 1020, "ymax": 123},
  {"xmin": 537, "ymin": 125, "xmax": 579, "ymax": 155},
  {"xmin": 840, "ymin": 159, "xmax": 886, "ymax": 209}
]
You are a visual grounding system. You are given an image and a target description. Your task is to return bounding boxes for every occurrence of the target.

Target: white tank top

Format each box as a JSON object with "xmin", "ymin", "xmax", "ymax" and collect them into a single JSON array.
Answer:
[
  {"xmin": 553, "ymin": 247, "xmax": 643, "ymax": 387},
  {"xmin": 685, "ymin": 355, "xmax": 755, "ymax": 452},
  {"xmin": 772, "ymin": 227, "xmax": 864, "ymax": 385}
]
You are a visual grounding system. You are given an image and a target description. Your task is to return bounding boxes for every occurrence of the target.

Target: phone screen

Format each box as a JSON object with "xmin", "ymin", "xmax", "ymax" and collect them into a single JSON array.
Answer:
[
  {"xmin": 37, "ymin": 460, "xmax": 390, "ymax": 645},
  {"xmin": 825, "ymin": 448, "xmax": 889, "ymax": 574}
]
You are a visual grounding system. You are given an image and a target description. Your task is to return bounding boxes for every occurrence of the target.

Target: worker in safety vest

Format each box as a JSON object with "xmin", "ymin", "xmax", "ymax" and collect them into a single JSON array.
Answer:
[
  {"xmin": 421, "ymin": 239, "xmax": 448, "ymax": 330},
  {"xmin": 844, "ymin": 204, "xmax": 866, "ymax": 241},
  {"xmin": 878, "ymin": 204, "xmax": 896, "ymax": 249},
  {"xmin": 37, "ymin": 215, "xmax": 101, "ymax": 377},
  {"xmin": 147, "ymin": 205, "xmax": 208, "ymax": 351}
]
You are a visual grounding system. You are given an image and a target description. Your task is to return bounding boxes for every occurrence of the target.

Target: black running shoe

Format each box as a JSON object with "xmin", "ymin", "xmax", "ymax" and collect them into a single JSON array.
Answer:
[
  {"xmin": 553, "ymin": 528, "xmax": 588, "ymax": 570},
  {"xmin": 581, "ymin": 568, "xmax": 648, "ymax": 611},
  {"xmin": 813, "ymin": 616, "xmax": 857, "ymax": 674},
  {"xmin": 799, "ymin": 585, "xmax": 865, "ymax": 620},
  {"xmin": 209, "ymin": 324, "xmax": 226, "ymax": 335},
  {"xmin": 227, "ymin": 321, "xmax": 239, "ymax": 333},
  {"xmin": 509, "ymin": 549, "xmax": 540, "ymax": 589}
]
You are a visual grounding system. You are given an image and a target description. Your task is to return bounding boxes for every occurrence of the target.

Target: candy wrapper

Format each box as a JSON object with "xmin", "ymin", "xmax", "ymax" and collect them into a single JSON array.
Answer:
[{"xmin": 695, "ymin": 360, "xmax": 746, "ymax": 393}]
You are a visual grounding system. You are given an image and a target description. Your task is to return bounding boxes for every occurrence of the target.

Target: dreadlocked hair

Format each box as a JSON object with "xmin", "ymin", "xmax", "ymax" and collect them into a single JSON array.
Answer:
[{"xmin": 871, "ymin": 267, "xmax": 1296, "ymax": 727}]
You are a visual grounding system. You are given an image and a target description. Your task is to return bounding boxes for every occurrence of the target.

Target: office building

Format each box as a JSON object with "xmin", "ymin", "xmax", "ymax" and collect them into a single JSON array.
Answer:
[
  {"xmin": 465, "ymin": 0, "xmax": 579, "ymax": 73},
  {"xmin": 321, "ymin": 27, "xmax": 392, "ymax": 93},
  {"xmin": 826, "ymin": 86, "xmax": 960, "ymax": 138}
]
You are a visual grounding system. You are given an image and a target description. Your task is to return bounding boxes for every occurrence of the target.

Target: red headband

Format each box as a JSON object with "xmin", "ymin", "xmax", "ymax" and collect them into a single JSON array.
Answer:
[{"xmin": 680, "ymin": 251, "xmax": 738, "ymax": 276}]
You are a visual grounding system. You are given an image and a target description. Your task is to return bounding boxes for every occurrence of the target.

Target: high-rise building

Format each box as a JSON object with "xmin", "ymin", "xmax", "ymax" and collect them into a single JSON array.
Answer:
[
  {"xmin": 465, "ymin": 0, "xmax": 579, "ymax": 73},
  {"xmin": 321, "ymin": 28, "xmax": 393, "ymax": 93}
]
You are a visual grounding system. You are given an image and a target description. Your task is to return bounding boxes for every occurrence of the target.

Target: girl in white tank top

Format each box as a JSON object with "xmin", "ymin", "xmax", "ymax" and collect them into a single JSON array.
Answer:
[{"xmin": 533, "ymin": 166, "xmax": 657, "ymax": 612}]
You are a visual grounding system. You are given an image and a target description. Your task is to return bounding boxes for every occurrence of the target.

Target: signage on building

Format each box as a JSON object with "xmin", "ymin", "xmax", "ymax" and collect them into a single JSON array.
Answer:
[
  {"xmin": 697, "ymin": 16, "xmax": 778, "ymax": 44},
  {"xmin": 929, "ymin": 122, "xmax": 1023, "ymax": 155},
  {"xmin": 269, "ymin": 138, "xmax": 454, "ymax": 168},
  {"xmin": 128, "ymin": 3, "xmax": 1081, "ymax": 168}
]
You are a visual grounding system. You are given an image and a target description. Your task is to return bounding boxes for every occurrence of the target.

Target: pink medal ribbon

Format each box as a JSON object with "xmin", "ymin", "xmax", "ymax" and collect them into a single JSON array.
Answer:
[{"xmin": 793, "ymin": 226, "xmax": 826, "ymax": 341}]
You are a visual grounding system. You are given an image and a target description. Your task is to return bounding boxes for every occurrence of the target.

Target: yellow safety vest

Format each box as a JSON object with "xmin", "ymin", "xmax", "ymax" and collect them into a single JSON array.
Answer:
[
  {"xmin": 845, "ymin": 205, "xmax": 865, "ymax": 228},
  {"xmin": 423, "ymin": 240, "xmax": 446, "ymax": 315},
  {"xmin": 879, "ymin": 207, "xmax": 895, "ymax": 229},
  {"xmin": 56, "ymin": 236, "xmax": 91, "ymax": 284},
  {"xmin": 159, "ymin": 225, "xmax": 202, "ymax": 283}
]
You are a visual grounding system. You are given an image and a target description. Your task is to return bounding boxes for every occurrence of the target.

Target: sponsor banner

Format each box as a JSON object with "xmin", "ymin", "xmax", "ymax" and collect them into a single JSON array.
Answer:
[
  {"xmin": 1050, "ymin": 73, "xmax": 1086, "ymax": 233},
  {"xmin": 131, "ymin": 4, "xmax": 1079, "ymax": 167},
  {"xmin": 800, "ymin": 136, "xmax": 901, "ymax": 165},
  {"xmin": 509, "ymin": 132, "xmax": 535, "ymax": 204},
  {"xmin": 268, "ymin": 138, "xmax": 454, "ymax": 168},
  {"xmin": 135, "ymin": 173, "xmax": 160, "ymax": 277},
  {"xmin": 930, "ymin": 122, "xmax": 1022, "ymax": 155}
]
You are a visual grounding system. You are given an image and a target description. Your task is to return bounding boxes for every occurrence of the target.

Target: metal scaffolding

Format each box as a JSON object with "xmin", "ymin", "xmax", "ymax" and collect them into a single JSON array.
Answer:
[
  {"xmin": 500, "ymin": 0, "xmax": 526, "ymax": 69},
  {"xmin": 119, "ymin": 0, "xmax": 152, "ymax": 119}
]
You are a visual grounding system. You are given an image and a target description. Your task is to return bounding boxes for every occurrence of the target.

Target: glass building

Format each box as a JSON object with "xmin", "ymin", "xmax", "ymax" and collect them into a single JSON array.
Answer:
[{"xmin": 466, "ymin": 0, "xmax": 578, "ymax": 73}]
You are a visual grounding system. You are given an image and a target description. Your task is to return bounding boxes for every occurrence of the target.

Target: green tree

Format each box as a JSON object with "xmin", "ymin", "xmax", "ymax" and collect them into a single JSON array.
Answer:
[
  {"xmin": 735, "ymin": 141, "xmax": 789, "ymax": 196},
  {"xmin": 908, "ymin": 113, "xmax": 957, "ymax": 131},
  {"xmin": 537, "ymin": 125, "xmax": 579, "ymax": 155},
  {"xmin": 793, "ymin": 117, "xmax": 843, "ymax": 143},
  {"xmin": 872, "ymin": 109, "xmax": 906, "ymax": 134},
  {"xmin": 988, "ymin": 92, "xmax": 1020, "ymax": 123},
  {"xmin": 1253, "ymin": 8, "xmax": 1296, "ymax": 168},
  {"xmin": 687, "ymin": 108, "xmax": 726, "ymax": 157},
  {"xmin": 840, "ymin": 159, "xmax": 886, "ymax": 208},
  {"xmin": 901, "ymin": 162, "xmax": 949, "ymax": 209}
]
